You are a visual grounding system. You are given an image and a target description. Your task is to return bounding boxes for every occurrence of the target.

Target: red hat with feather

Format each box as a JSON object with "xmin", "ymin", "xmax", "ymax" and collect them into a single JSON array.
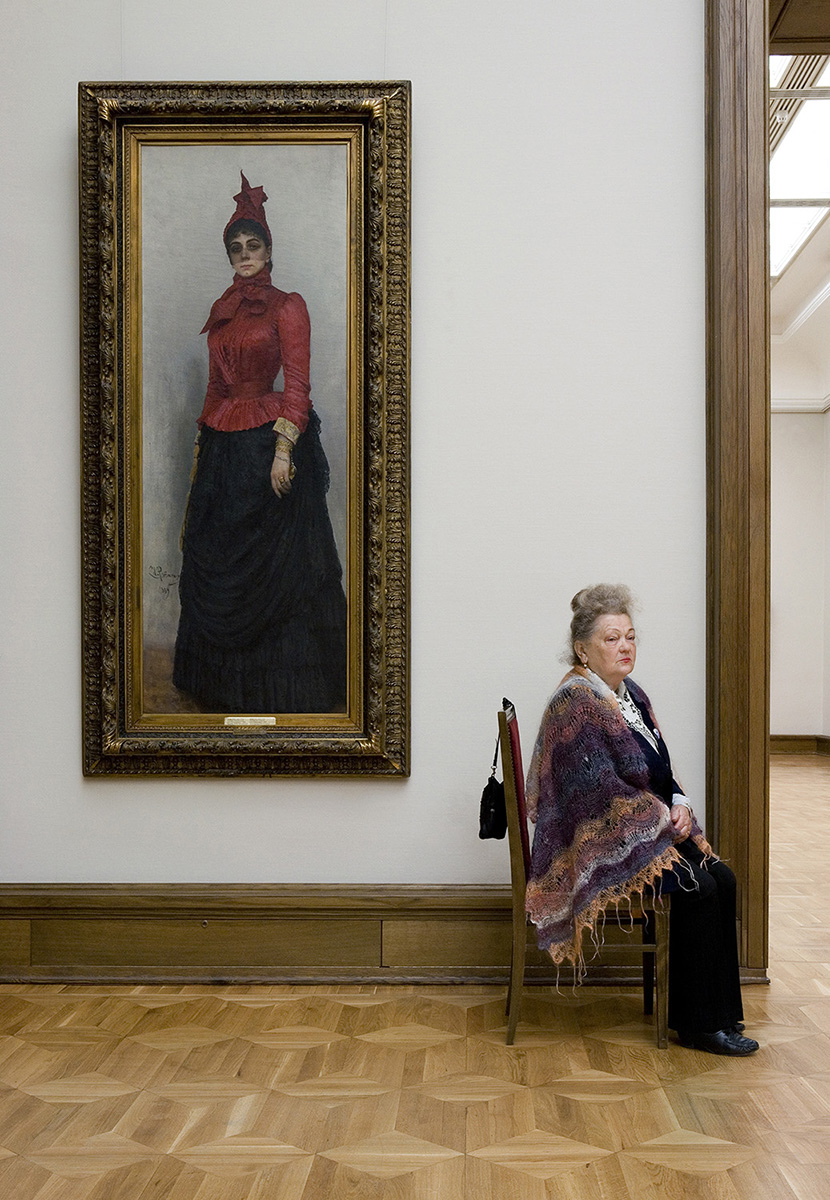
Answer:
[{"xmin": 223, "ymin": 172, "xmax": 271, "ymax": 245}]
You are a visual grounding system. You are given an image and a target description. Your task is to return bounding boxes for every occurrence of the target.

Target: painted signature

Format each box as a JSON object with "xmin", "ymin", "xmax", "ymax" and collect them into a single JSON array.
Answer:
[{"xmin": 148, "ymin": 566, "xmax": 180, "ymax": 597}]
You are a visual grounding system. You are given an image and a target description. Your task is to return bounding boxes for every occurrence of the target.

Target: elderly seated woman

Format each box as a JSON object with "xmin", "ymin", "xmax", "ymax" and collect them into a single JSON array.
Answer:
[{"xmin": 525, "ymin": 584, "xmax": 758, "ymax": 1056}]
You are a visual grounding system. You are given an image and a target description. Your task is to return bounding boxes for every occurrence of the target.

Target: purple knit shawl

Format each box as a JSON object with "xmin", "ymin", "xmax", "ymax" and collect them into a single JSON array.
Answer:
[{"xmin": 525, "ymin": 671, "xmax": 711, "ymax": 966}]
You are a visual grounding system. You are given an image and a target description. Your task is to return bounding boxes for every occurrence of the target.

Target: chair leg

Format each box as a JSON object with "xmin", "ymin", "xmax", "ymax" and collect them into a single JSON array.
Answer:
[
  {"xmin": 506, "ymin": 911, "xmax": 526, "ymax": 1045},
  {"xmin": 642, "ymin": 910, "xmax": 654, "ymax": 1016},
  {"xmin": 654, "ymin": 905, "xmax": 670, "ymax": 1049}
]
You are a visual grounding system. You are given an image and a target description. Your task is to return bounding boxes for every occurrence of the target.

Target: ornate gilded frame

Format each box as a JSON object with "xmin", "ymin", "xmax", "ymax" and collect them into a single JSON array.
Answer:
[{"xmin": 79, "ymin": 81, "xmax": 410, "ymax": 776}]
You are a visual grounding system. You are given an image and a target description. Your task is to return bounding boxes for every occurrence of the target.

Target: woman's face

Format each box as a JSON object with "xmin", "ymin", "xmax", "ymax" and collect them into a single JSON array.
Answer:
[
  {"xmin": 227, "ymin": 231, "xmax": 271, "ymax": 278},
  {"xmin": 575, "ymin": 612, "xmax": 636, "ymax": 691}
]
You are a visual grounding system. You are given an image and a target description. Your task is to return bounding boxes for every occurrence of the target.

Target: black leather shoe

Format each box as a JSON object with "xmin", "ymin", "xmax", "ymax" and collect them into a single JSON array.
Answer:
[{"xmin": 686, "ymin": 1028, "xmax": 759, "ymax": 1056}]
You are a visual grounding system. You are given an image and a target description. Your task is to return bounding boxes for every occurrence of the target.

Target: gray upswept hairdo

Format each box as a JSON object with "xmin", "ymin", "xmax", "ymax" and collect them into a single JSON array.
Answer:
[{"xmin": 569, "ymin": 583, "xmax": 635, "ymax": 665}]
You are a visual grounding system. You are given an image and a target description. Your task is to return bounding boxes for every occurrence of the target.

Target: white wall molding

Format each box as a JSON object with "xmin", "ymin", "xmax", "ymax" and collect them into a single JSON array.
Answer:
[
  {"xmin": 771, "ymin": 395, "xmax": 830, "ymax": 413},
  {"xmin": 772, "ymin": 275, "xmax": 830, "ymax": 342}
]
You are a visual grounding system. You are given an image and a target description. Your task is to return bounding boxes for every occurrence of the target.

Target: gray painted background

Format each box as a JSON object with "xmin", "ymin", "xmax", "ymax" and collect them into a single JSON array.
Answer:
[{"xmin": 140, "ymin": 142, "xmax": 349, "ymax": 650}]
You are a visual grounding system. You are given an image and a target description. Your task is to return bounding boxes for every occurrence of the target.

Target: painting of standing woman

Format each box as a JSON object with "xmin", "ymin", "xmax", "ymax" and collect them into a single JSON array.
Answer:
[{"xmin": 137, "ymin": 165, "xmax": 349, "ymax": 716}]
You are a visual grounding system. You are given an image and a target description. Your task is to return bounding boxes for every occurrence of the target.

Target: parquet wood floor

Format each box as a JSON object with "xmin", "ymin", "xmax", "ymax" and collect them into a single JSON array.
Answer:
[{"xmin": 1, "ymin": 755, "xmax": 828, "ymax": 1198}]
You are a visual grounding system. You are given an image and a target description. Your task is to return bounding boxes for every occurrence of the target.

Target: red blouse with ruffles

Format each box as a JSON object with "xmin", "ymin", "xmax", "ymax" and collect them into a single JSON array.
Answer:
[{"xmin": 197, "ymin": 269, "xmax": 311, "ymax": 435}]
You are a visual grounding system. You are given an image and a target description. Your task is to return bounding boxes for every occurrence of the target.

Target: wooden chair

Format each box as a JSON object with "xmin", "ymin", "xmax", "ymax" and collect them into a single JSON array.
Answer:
[{"xmin": 498, "ymin": 697, "xmax": 669, "ymax": 1048}]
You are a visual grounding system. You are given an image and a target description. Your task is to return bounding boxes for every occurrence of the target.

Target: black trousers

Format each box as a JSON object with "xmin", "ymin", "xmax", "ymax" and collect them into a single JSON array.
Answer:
[{"xmin": 663, "ymin": 842, "xmax": 744, "ymax": 1035}]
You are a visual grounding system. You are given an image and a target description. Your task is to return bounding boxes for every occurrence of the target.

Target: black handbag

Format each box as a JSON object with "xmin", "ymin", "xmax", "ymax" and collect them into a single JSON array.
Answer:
[{"xmin": 479, "ymin": 735, "xmax": 507, "ymax": 839}]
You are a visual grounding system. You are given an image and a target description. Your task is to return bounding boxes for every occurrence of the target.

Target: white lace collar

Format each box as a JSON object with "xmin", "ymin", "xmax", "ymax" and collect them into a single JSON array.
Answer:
[{"xmin": 585, "ymin": 669, "xmax": 659, "ymax": 751}]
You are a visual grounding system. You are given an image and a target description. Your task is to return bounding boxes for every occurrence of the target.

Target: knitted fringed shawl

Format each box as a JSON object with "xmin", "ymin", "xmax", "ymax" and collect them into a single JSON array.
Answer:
[{"xmin": 525, "ymin": 670, "xmax": 713, "ymax": 967}]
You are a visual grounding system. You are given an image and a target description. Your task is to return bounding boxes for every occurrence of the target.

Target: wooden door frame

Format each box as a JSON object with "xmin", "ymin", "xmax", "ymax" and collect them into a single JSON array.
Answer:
[{"xmin": 706, "ymin": 0, "xmax": 770, "ymax": 973}]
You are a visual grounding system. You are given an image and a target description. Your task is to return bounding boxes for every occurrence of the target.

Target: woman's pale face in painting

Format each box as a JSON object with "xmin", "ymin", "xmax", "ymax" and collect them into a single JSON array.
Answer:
[
  {"xmin": 575, "ymin": 612, "xmax": 637, "ymax": 691},
  {"xmin": 228, "ymin": 232, "xmax": 271, "ymax": 278}
]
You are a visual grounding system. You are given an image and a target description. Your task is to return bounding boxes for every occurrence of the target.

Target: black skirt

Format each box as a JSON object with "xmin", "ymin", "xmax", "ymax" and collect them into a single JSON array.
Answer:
[{"xmin": 173, "ymin": 412, "xmax": 347, "ymax": 713}]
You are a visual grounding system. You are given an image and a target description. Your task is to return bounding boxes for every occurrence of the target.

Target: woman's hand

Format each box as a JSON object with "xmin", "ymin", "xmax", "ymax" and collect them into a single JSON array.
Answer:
[
  {"xmin": 670, "ymin": 803, "xmax": 692, "ymax": 842},
  {"xmin": 270, "ymin": 440, "xmax": 295, "ymax": 498}
]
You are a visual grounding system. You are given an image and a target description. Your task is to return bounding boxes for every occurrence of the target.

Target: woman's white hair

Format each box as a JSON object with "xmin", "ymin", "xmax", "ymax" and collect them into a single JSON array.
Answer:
[{"xmin": 569, "ymin": 583, "xmax": 635, "ymax": 665}]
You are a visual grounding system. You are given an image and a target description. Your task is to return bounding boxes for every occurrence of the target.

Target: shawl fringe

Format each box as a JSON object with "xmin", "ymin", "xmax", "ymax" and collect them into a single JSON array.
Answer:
[{"xmin": 534, "ymin": 840, "xmax": 689, "ymax": 969}]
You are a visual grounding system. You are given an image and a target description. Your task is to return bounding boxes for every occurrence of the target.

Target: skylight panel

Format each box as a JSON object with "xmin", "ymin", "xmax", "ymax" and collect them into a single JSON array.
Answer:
[
  {"xmin": 770, "ymin": 56, "xmax": 792, "ymax": 88},
  {"xmin": 770, "ymin": 206, "xmax": 827, "ymax": 275},
  {"xmin": 768, "ymin": 55, "xmax": 830, "ymax": 277},
  {"xmin": 771, "ymin": 102, "xmax": 830, "ymax": 199}
]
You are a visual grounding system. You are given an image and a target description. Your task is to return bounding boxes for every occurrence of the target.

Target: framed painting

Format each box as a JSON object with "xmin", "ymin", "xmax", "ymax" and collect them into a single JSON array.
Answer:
[{"xmin": 79, "ymin": 81, "xmax": 410, "ymax": 776}]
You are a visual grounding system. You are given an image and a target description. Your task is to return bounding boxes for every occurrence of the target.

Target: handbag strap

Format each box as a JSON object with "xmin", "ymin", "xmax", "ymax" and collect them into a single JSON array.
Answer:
[{"xmin": 490, "ymin": 734, "xmax": 500, "ymax": 777}]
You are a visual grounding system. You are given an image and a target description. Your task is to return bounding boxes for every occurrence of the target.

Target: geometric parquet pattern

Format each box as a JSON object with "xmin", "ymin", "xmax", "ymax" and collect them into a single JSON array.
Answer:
[{"xmin": 0, "ymin": 755, "xmax": 828, "ymax": 1199}]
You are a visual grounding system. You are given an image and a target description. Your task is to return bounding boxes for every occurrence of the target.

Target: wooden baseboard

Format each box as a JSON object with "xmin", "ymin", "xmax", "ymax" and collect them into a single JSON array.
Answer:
[
  {"xmin": 738, "ymin": 966, "xmax": 770, "ymax": 985},
  {"xmin": 0, "ymin": 884, "xmax": 682, "ymax": 986},
  {"xmin": 0, "ymin": 884, "xmax": 769, "ymax": 986},
  {"xmin": 0, "ymin": 884, "xmax": 502, "ymax": 983},
  {"xmin": 770, "ymin": 735, "xmax": 830, "ymax": 755},
  {"xmin": 0, "ymin": 884, "xmax": 538, "ymax": 985}
]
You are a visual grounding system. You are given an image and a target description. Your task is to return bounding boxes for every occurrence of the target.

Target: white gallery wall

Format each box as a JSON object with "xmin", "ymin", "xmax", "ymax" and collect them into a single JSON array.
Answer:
[
  {"xmin": 0, "ymin": 0, "xmax": 707, "ymax": 883},
  {"xmin": 770, "ymin": 413, "xmax": 827, "ymax": 733},
  {"xmin": 771, "ymin": 291, "xmax": 830, "ymax": 737}
]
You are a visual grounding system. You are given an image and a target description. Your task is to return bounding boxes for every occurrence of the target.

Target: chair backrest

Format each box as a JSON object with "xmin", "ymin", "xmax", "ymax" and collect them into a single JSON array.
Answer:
[{"xmin": 498, "ymin": 697, "xmax": 531, "ymax": 893}]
